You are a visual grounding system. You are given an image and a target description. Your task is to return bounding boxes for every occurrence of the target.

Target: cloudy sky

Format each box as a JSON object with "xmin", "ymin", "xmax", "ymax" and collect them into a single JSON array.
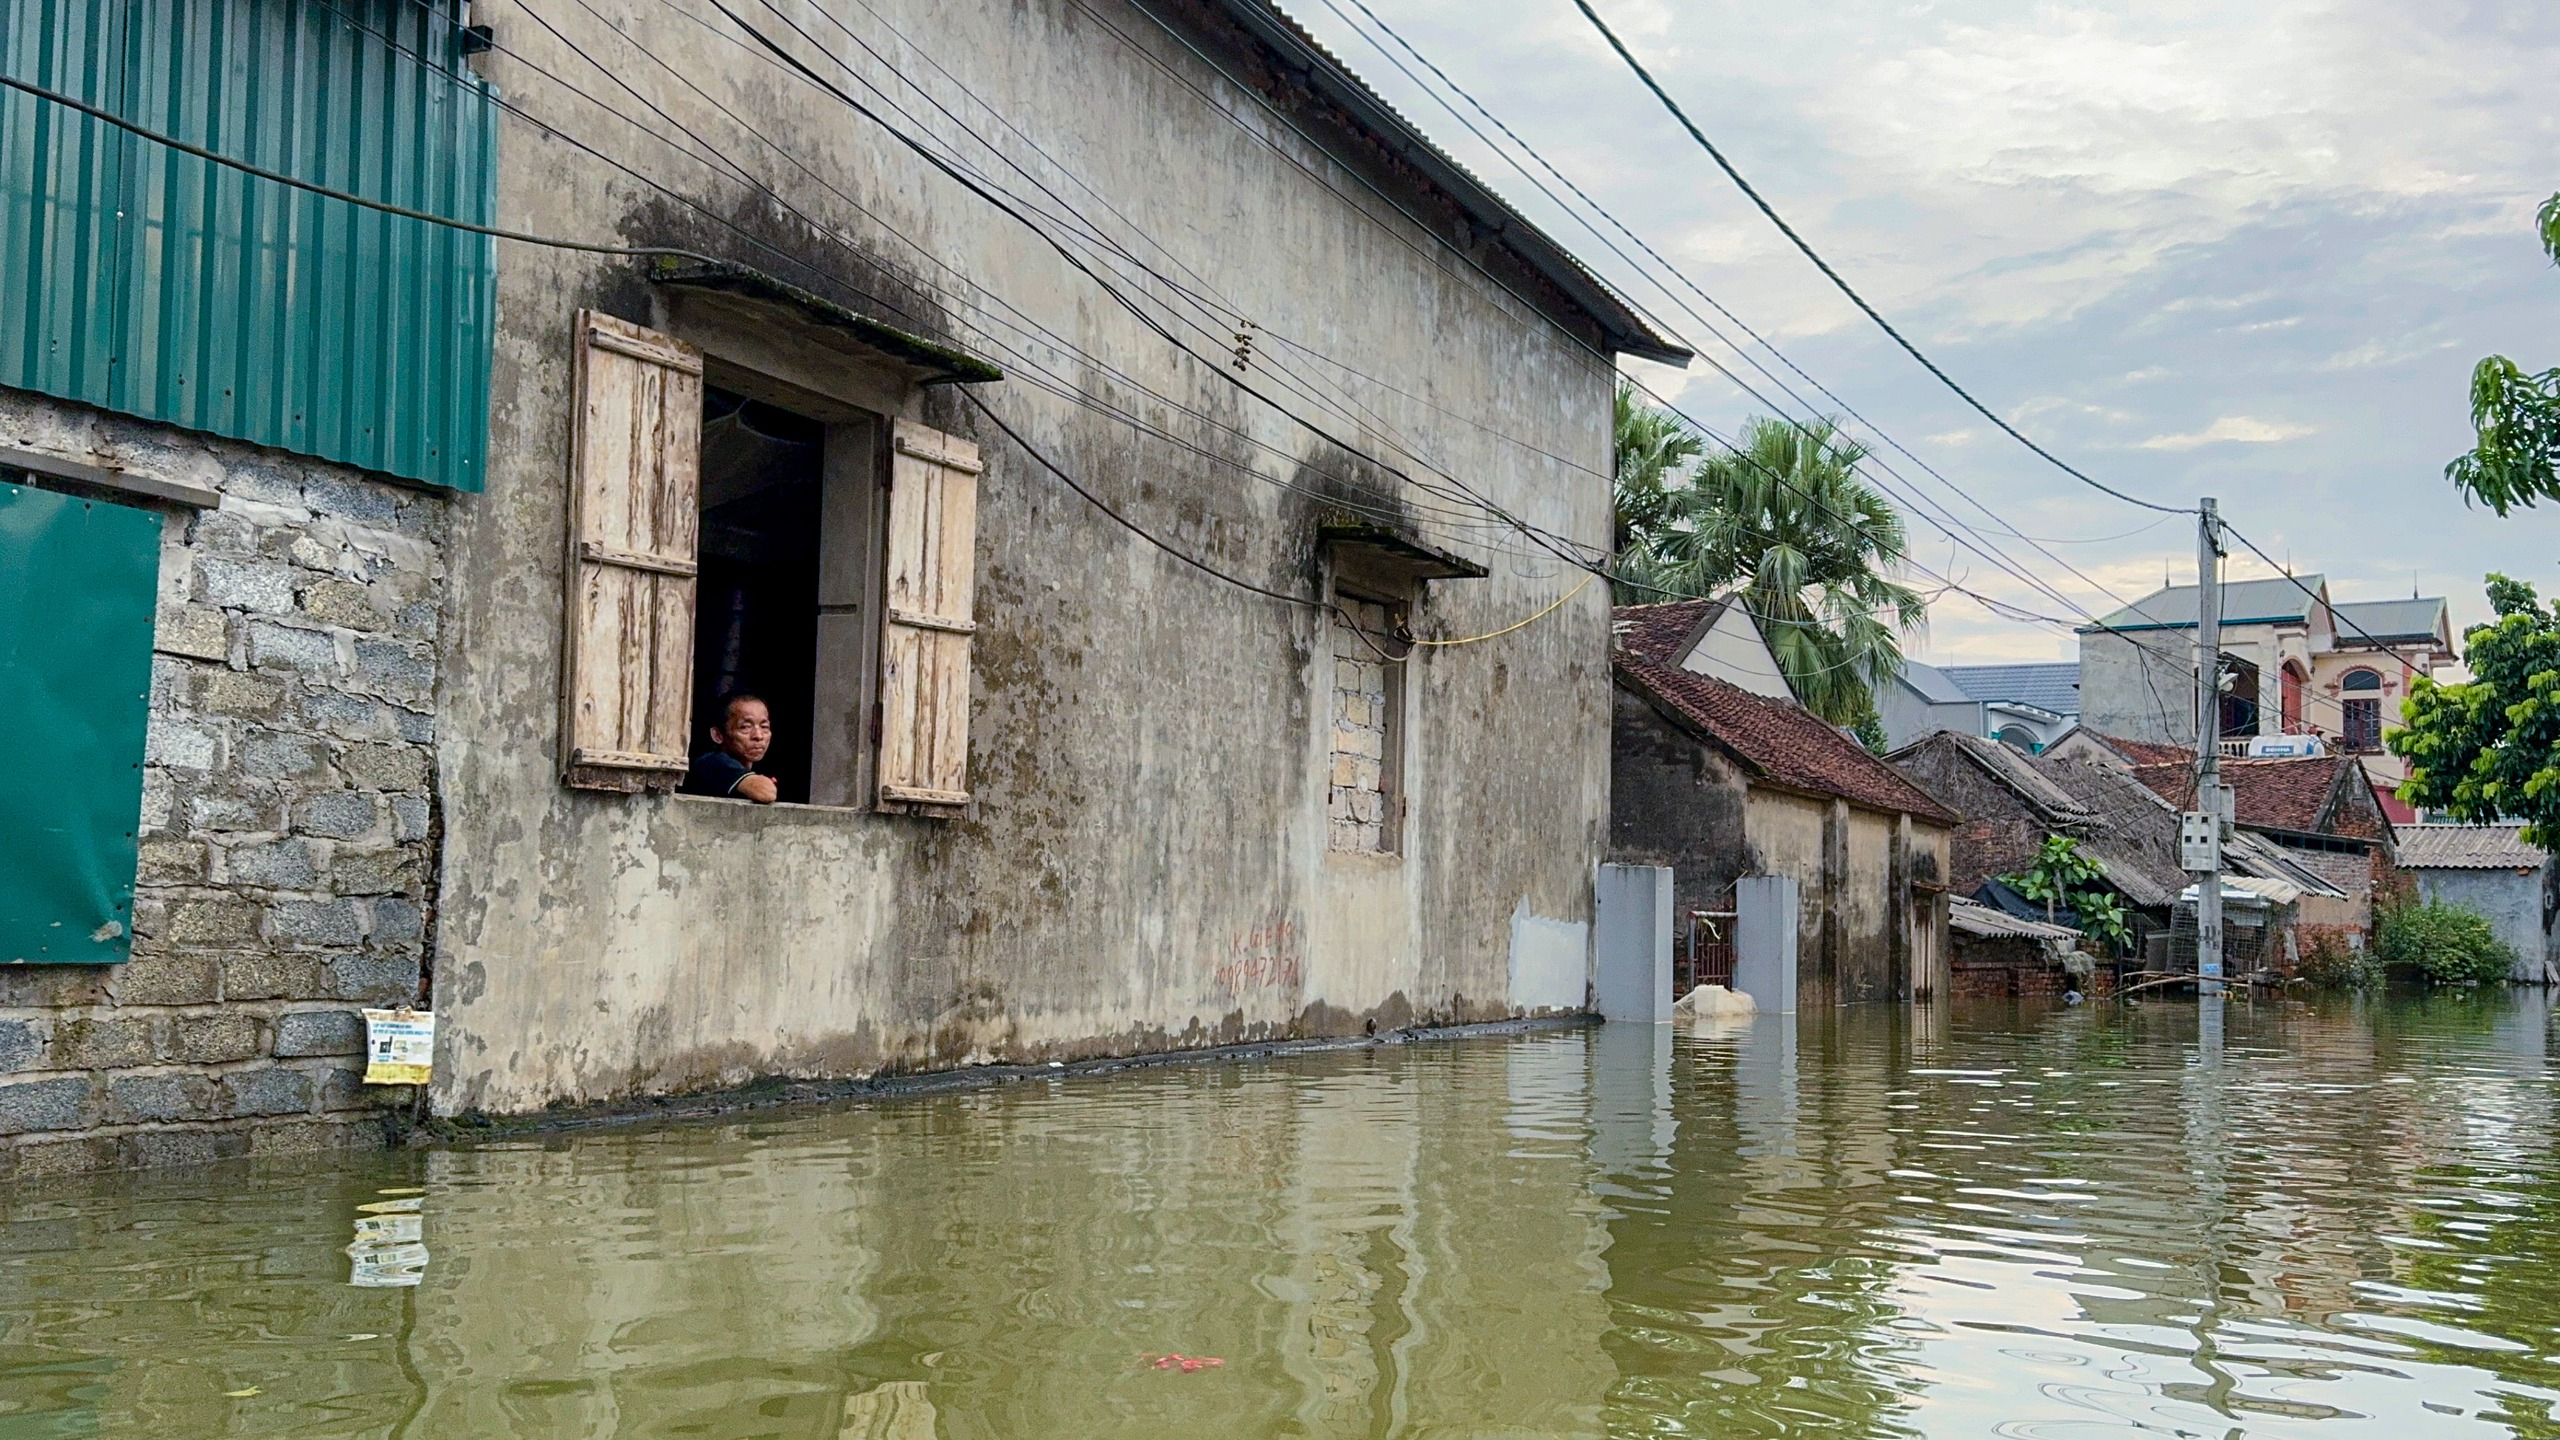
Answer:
[{"xmin": 1284, "ymin": 0, "xmax": 2560, "ymax": 661}]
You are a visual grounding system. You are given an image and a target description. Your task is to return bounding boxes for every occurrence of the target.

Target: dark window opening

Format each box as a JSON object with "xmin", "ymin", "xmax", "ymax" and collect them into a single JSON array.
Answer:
[
  {"xmin": 692, "ymin": 387, "xmax": 826, "ymax": 803},
  {"xmin": 2216, "ymin": 654, "xmax": 2260, "ymax": 740},
  {"xmin": 2342, "ymin": 697, "xmax": 2381, "ymax": 752}
]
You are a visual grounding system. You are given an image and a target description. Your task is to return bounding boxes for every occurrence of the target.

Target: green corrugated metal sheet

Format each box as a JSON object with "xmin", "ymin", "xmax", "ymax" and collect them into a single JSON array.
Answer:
[
  {"xmin": 0, "ymin": 0, "xmax": 496, "ymax": 490},
  {"xmin": 0, "ymin": 477, "xmax": 159, "ymax": 964}
]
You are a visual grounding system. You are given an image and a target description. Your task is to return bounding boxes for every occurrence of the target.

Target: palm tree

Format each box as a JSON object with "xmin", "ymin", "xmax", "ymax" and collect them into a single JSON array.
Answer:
[
  {"xmin": 1612, "ymin": 378, "xmax": 1703, "ymax": 555},
  {"xmin": 1618, "ymin": 412, "xmax": 1925, "ymax": 730}
]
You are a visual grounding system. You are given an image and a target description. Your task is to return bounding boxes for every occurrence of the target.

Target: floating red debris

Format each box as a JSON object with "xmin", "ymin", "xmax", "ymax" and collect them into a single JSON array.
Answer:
[{"xmin": 1146, "ymin": 1354, "xmax": 1225, "ymax": 1373}]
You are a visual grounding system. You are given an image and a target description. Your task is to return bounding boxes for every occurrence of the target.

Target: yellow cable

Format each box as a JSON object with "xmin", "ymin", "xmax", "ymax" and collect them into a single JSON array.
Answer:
[{"xmin": 1407, "ymin": 573, "xmax": 1597, "ymax": 647}]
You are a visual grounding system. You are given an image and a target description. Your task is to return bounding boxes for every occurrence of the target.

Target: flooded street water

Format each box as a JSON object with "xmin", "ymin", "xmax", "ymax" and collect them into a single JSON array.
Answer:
[{"xmin": 3, "ymin": 994, "xmax": 2556, "ymax": 1438}]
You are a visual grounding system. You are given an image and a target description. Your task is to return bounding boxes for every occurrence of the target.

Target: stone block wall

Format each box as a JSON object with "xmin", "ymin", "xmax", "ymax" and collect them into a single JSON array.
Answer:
[
  {"xmin": 0, "ymin": 393, "xmax": 446, "ymax": 1179},
  {"xmin": 1326, "ymin": 599, "xmax": 1395, "ymax": 853}
]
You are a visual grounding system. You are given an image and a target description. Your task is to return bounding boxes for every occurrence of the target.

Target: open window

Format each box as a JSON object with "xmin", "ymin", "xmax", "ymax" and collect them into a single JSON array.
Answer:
[{"xmin": 559, "ymin": 310, "xmax": 982, "ymax": 812}]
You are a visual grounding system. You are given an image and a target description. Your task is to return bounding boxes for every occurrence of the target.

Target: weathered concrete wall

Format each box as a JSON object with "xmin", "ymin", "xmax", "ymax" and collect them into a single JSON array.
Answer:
[
  {"xmin": 1842, "ymin": 807, "xmax": 1894, "ymax": 996},
  {"xmin": 2076, "ymin": 630, "xmax": 2194, "ymax": 747},
  {"xmin": 1877, "ymin": 682, "xmax": 1980, "ymax": 753},
  {"xmin": 2412, "ymin": 868, "xmax": 2558, "ymax": 983},
  {"xmin": 1606, "ymin": 689, "xmax": 1753, "ymax": 924},
  {"xmin": 431, "ymin": 0, "xmax": 1615, "ymax": 1113},
  {"xmin": 0, "ymin": 393, "xmax": 441, "ymax": 1178},
  {"xmin": 1612, "ymin": 687, "xmax": 1942, "ymax": 1005}
]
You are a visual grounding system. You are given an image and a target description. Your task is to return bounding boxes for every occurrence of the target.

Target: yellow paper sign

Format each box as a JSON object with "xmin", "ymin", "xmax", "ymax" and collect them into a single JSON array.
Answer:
[{"xmin": 361, "ymin": 1009, "xmax": 434, "ymax": 1085}]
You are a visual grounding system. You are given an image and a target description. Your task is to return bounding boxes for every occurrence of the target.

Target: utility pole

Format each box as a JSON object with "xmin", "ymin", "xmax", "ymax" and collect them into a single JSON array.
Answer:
[{"xmin": 2193, "ymin": 498, "xmax": 2224, "ymax": 997}]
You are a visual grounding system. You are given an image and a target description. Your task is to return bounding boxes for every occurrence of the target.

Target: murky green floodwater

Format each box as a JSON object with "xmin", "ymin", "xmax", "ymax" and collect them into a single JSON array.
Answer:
[{"xmin": 4, "ymin": 995, "xmax": 2558, "ymax": 1438}]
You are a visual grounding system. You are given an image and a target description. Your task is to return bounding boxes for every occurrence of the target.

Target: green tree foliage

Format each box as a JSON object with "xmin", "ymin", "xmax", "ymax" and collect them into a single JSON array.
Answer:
[
  {"xmin": 2446, "ymin": 193, "xmax": 2560, "ymax": 514},
  {"xmin": 2001, "ymin": 836, "xmax": 2131, "ymax": 953},
  {"xmin": 2392, "ymin": 574, "xmax": 2560, "ymax": 846},
  {"xmin": 2376, "ymin": 900, "xmax": 2517, "ymax": 986},
  {"xmin": 1612, "ymin": 402, "xmax": 1925, "ymax": 729},
  {"xmin": 1612, "ymin": 379, "xmax": 1703, "ymax": 555}
]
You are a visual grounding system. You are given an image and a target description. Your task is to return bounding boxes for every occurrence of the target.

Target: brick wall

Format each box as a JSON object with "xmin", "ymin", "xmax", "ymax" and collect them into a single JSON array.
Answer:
[{"xmin": 0, "ymin": 394, "xmax": 445, "ymax": 1178}]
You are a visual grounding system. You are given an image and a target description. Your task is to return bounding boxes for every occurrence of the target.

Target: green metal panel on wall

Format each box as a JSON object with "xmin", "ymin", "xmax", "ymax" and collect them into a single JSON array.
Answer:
[
  {"xmin": 0, "ymin": 477, "xmax": 159, "ymax": 964},
  {"xmin": 0, "ymin": 0, "xmax": 497, "ymax": 490}
]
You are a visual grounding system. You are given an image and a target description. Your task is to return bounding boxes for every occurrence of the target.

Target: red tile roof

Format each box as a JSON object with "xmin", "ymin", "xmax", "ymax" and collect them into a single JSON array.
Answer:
[
  {"xmin": 1617, "ymin": 652, "xmax": 1960, "ymax": 825},
  {"xmin": 2090, "ymin": 732, "xmax": 2192, "ymax": 767},
  {"xmin": 2129, "ymin": 755, "xmax": 2357, "ymax": 835}
]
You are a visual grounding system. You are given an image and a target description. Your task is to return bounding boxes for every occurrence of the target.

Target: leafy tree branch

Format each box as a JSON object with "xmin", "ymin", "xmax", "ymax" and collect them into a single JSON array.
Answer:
[{"xmin": 2446, "ymin": 193, "xmax": 2560, "ymax": 514}]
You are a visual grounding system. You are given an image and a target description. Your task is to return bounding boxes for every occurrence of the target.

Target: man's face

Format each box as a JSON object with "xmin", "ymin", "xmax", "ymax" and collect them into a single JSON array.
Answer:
[{"xmin": 713, "ymin": 698, "xmax": 772, "ymax": 765}]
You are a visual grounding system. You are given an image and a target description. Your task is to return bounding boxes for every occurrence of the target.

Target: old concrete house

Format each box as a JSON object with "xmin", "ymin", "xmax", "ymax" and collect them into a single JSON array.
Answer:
[
  {"xmin": 1889, "ymin": 731, "xmax": 2345, "ymax": 961},
  {"xmin": 1609, "ymin": 600, "xmax": 1957, "ymax": 1006},
  {"xmin": 2, "ymin": 0, "xmax": 1686, "ymax": 1169},
  {"xmin": 2395, "ymin": 826, "xmax": 2558, "ymax": 984},
  {"xmin": 2075, "ymin": 577, "xmax": 2455, "ymax": 823},
  {"xmin": 2123, "ymin": 751, "xmax": 2398, "ymax": 943}
]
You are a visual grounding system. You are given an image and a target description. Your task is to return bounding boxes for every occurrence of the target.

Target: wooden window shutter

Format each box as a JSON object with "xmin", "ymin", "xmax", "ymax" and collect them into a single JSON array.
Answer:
[
  {"xmin": 876, "ymin": 418, "xmax": 982, "ymax": 811},
  {"xmin": 561, "ymin": 310, "xmax": 704, "ymax": 792}
]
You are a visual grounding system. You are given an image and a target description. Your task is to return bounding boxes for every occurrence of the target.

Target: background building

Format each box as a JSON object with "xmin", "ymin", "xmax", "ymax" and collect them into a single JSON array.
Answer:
[{"xmin": 2075, "ymin": 577, "xmax": 2452, "ymax": 822}]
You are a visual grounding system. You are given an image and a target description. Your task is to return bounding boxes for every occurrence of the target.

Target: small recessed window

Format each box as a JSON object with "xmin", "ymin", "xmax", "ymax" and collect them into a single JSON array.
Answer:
[
  {"xmin": 2342, "ymin": 667, "xmax": 2382, "ymax": 691},
  {"xmin": 1327, "ymin": 594, "xmax": 1407, "ymax": 854}
]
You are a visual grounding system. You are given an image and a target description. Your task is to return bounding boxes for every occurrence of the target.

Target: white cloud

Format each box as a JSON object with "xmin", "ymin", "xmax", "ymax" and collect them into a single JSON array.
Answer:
[{"xmin": 2136, "ymin": 416, "xmax": 2317, "ymax": 450}]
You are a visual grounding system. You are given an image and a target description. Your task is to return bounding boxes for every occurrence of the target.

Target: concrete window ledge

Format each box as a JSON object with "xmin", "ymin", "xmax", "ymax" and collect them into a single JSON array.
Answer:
[{"xmin": 0, "ymin": 445, "xmax": 221, "ymax": 509}]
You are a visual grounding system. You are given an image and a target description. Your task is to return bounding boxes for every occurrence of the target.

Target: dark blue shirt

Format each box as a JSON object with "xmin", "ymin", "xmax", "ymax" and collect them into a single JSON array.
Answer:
[{"xmin": 682, "ymin": 749, "xmax": 758, "ymax": 798}]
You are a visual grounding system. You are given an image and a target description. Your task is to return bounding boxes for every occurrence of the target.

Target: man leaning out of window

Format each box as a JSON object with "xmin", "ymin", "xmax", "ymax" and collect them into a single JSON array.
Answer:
[{"xmin": 683, "ymin": 692, "xmax": 780, "ymax": 804}]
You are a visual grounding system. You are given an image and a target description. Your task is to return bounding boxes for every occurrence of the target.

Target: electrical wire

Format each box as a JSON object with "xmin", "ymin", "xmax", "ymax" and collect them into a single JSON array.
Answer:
[
  {"xmin": 1049, "ymin": 0, "xmax": 2163, "ymax": 637},
  {"xmin": 1314, "ymin": 0, "xmax": 2183, "ymax": 611},
  {"xmin": 0, "ymin": 71, "xmax": 725, "ymax": 265},
  {"xmin": 19, "ymin": 3, "xmax": 2164, "ymax": 661},
  {"xmin": 1406, "ymin": 573, "xmax": 1594, "ymax": 646},
  {"xmin": 1566, "ymin": 0, "xmax": 2192, "ymax": 517},
  {"xmin": 2217, "ymin": 521, "xmax": 2441, "ymax": 676}
]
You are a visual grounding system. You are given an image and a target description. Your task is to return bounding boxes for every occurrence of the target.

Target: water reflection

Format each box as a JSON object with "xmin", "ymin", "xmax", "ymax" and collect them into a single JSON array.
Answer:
[{"xmin": 0, "ymin": 998, "xmax": 2553, "ymax": 1436}]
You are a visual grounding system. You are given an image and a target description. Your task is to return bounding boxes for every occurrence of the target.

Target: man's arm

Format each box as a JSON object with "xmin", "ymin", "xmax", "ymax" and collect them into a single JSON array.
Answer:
[{"xmin": 735, "ymin": 773, "xmax": 778, "ymax": 804}]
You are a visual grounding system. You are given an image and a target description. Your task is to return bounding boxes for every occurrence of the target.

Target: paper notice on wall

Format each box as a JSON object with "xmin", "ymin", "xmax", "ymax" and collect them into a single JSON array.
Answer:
[{"xmin": 361, "ymin": 1009, "xmax": 434, "ymax": 1085}]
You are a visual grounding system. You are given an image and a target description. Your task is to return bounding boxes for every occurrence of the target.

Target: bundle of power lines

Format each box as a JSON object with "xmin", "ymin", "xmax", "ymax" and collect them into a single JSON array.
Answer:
[{"xmin": 0, "ymin": 0, "xmax": 2439, "ymax": 700}]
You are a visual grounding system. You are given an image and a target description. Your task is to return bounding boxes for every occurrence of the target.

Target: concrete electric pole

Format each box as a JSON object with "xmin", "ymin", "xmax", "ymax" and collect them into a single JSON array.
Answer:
[{"xmin": 2191, "ymin": 498, "xmax": 2224, "ymax": 997}]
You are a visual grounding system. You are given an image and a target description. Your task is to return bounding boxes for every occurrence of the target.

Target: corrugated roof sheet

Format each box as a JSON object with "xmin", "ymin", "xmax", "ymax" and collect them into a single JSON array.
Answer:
[
  {"xmin": 2396, "ymin": 825, "xmax": 2546, "ymax": 869},
  {"xmin": 2180, "ymin": 875, "xmax": 2302, "ymax": 906},
  {"xmin": 2332, "ymin": 597, "xmax": 2450, "ymax": 646},
  {"xmin": 2084, "ymin": 576, "xmax": 2327, "ymax": 631},
  {"xmin": 2227, "ymin": 831, "xmax": 2350, "ymax": 899},
  {"xmin": 1949, "ymin": 897, "xmax": 2080, "ymax": 941},
  {"xmin": 1939, "ymin": 662, "xmax": 2082, "ymax": 716}
]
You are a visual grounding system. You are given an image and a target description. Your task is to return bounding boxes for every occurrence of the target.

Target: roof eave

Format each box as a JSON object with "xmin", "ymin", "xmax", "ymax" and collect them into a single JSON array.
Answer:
[{"xmin": 1175, "ymin": 0, "xmax": 1692, "ymax": 366}]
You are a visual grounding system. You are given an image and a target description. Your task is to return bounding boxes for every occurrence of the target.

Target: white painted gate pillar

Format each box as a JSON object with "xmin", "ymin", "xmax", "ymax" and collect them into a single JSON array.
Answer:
[
  {"xmin": 1593, "ymin": 863, "xmax": 1673, "ymax": 1023},
  {"xmin": 1733, "ymin": 874, "xmax": 1800, "ymax": 1015}
]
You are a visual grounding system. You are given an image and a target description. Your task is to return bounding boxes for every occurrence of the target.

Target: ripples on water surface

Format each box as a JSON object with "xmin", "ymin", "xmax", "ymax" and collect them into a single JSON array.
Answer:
[{"xmin": 2, "ymin": 994, "xmax": 2556, "ymax": 1437}]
